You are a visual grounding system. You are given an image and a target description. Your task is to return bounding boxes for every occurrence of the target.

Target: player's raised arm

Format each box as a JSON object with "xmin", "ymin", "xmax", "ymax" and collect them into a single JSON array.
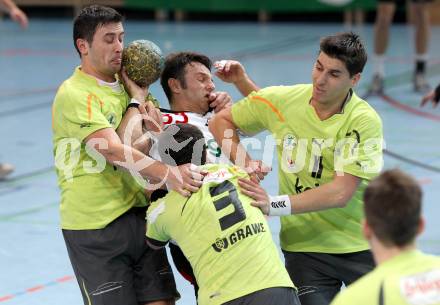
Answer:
[{"xmin": 214, "ymin": 60, "xmax": 260, "ymax": 96}]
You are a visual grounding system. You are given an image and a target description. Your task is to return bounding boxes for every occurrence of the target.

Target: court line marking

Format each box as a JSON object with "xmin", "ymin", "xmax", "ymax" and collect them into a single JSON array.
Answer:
[{"xmin": 0, "ymin": 275, "xmax": 74, "ymax": 303}]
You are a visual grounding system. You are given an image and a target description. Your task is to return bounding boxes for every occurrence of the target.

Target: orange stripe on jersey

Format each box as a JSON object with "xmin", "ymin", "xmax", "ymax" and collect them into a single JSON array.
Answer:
[
  {"xmin": 87, "ymin": 94, "xmax": 104, "ymax": 120},
  {"xmin": 250, "ymin": 96, "xmax": 285, "ymax": 122}
]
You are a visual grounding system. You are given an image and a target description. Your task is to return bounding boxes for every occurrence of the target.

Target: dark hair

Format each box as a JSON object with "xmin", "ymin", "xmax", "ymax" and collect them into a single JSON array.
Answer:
[
  {"xmin": 73, "ymin": 5, "xmax": 123, "ymax": 56},
  {"xmin": 157, "ymin": 124, "xmax": 207, "ymax": 166},
  {"xmin": 160, "ymin": 52, "xmax": 212, "ymax": 103},
  {"xmin": 319, "ymin": 32, "xmax": 367, "ymax": 77},
  {"xmin": 363, "ymin": 169, "xmax": 422, "ymax": 247}
]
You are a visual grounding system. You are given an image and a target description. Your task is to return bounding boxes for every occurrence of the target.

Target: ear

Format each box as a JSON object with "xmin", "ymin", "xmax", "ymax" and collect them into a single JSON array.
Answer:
[
  {"xmin": 76, "ymin": 38, "xmax": 89, "ymax": 56},
  {"xmin": 417, "ymin": 216, "xmax": 425, "ymax": 236},
  {"xmin": 362, "ymin": 219, "xmax": 372, "ymax": 241},
  {"xmin": 168, "ymin": 78, "xmax": 182, "ymax": 94},
  {"xmin": 351, "ymin": 73, "xmax": 361, "ymax": 87}
]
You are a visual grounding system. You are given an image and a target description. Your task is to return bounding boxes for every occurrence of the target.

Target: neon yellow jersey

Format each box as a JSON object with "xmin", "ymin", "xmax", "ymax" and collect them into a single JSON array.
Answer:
[
  {"xmin": 331, "ymin": 250, "xmax": 440, "ymax": 305},
  {"xmin": 52, "ymin": 67, "xmax": 147, "ymax": 229},
  {"xmin": 231, "ymin": 84, "xmax": 383, "ymax": 253},
  {"xmin": 146, "ymin": 164, "xmax": 294, "ymax": 305}
]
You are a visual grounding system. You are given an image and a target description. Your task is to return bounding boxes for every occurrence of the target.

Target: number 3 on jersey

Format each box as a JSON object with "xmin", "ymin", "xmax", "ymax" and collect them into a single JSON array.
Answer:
[{"xmin": 209, "ymin": 181, "xmax": 246, "ymax": 231}]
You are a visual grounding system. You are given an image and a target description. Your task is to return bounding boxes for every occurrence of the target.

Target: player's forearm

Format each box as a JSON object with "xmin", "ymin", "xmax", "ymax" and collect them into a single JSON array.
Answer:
[
  {"xmin": 287, "ymin": 177, "xmax": 359, "ymax": 214},
  {"xmin": 234, "ymin": 74, "xmax": 260, "ymax": 97},
  {"xmin": 100, "ymin": 141, "xmax": 168, "ymax": 181},
  {"xmin": 0, "ymin": 0, "xmax": 18, "ymax": 12},
  {"xmin": 117, "ymin": 107, "xmax": 152, "ymax": 153},
  {"xmin": 209, "ymin": 111, "xmax": 253, "ymax": 169}
]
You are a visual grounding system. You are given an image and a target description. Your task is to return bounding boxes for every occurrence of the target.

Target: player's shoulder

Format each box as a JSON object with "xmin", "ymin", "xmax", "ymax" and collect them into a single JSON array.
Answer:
[
  {"xmin": 54, "ymin": 71, "xmax": 97, "ymax": 106},
  {"xmin": 346, "ymin": 92, "xmax": 383, "ymax": 128},
  {"xmin": 257, "ymin": 84, "xmax": 310, "ymax": 97},
  {"xmin": 147, "ymin": 190, "xmax": 184, "ymax": 221}
]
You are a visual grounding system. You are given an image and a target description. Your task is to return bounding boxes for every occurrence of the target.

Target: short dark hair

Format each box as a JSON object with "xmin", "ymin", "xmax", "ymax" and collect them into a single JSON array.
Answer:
[
  {"xmin": 160, "ymin": 52, "xmax": 212, "ymax": 103},
  {"xmin": 319, "ymin": 32, "xmax": 367, "ymax": 77},
  {"xmin": 73, "ymin": 5, "xmax": 123, "ymax": 56},
  {"xmin": 363, "ymin": 169, "xmax": 422, "ymax": 247},
  {"xmin": 157, "ymin": 124, "xmax": 207, "ymax": 166}
]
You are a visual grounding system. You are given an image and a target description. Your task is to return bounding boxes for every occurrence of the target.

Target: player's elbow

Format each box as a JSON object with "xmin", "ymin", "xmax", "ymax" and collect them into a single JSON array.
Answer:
[
  {"xmin": 209, "ymin": 108, "xmax": 234, "ymax": 138},
  {"xmin": 334, "ymin": 191, "xmax": 353, "ymax": 208},
  {"xmin": 95, "ymin": 140, "xmax": 123, "ymax": 164},
  {"xmin": 331, "ymin": 174, "xmax": 360, "ymax": 208}
]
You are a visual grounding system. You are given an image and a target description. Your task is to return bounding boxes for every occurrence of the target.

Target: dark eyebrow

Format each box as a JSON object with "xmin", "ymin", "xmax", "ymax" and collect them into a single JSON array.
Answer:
[
  {"xmin": 104, "ymin": 31, "xmax": 125, "ymax": 37},
  {"xmin": 329, "ymin": 69, "xmax": 342, "ymax": 74},
  {"xmin": 317, "ymin": 60, "xmax": 342, "ymax": 74},
  {"xmin": 196, "ymin": 72, "xmax": 210, "ymax": 78}
]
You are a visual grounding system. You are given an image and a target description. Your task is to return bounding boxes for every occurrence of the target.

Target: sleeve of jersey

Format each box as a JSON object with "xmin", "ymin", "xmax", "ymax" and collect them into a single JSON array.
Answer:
[
  {"xmin": 231, "ymin": 87, "xmax": 283, "ymax": 134},
  {"xmin": 336, "ymin": 113, "xmax": 384, "ymax": 180},
  {"xmin": 146, "ymin": 202, "xmax": 171, "ymax": 248},
  {"xmin": 60, "ymin": 89, "xmax": 112, "ymax": 142}
]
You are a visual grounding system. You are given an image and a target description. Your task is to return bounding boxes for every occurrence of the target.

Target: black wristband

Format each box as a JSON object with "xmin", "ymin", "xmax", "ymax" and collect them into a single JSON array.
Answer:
[
  {"xmin": 127, "ymin": 103, "xmax": 140, "ymax": 109},
  {"xmin": 127, "ymin": 98, "xmax": 141, "ymax": 110}
]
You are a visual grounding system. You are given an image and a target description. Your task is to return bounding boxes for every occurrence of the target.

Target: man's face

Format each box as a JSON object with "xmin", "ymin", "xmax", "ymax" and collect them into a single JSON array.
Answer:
[
  {"xmin": 179, "ymin": 62, "xmax": 215, "ymax": 113},
  {"xmin": 311, "ymin": 52, "xmax": 359, "ymax": 106},
  {"xmin": 81, "ymin": 22, "xmax": 124, "ymax": 81}
]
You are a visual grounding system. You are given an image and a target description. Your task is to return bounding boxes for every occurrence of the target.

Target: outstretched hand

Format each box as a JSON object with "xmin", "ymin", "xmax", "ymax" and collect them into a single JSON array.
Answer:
[
  {"xmin": 10, "ymin": 7, "xmax": 28, "ymax": 29},
  {"xmin": 245, "ymin": 160, "xmax": 271, "ymax": 183},
  {"xmin": 420, "ymin": 86, "xmax": 439, "ymax": 108},
  {"xmin": 238, "ymin": 178, "xmax": 270, "ymax": 215},
  {"xmin": 138, "ymin": 101, "xmax": 163, "ymax": 133},
  {"xmin": 166, "ymin": 164, "xmax": 207, "ymax": 197},
  {"xmin": 120, "ymin": 68, "xmax": 148, "ymax": 102},
  {"xmin": 208, "ymin": 91, "xmax": 232, "ymax": 113},
  {"xmin": 214, "ymin": 60, "xmax": 247, "ymax": 84}
]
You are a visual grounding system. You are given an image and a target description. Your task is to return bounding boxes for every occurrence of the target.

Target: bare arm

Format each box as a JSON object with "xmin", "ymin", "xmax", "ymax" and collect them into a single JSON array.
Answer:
[
  {"xmin": 238, "ymin": 173, "xmax": 361, "ymax": 215},
  {"xmin": 85, "ymin": 127, "xmax": 203, "ymax": 196},
  {"xmin": 209, "ymin": 107, "xmax": 269, "ymax": 180},
  {"xmin": 209, "ymin": 107, "xmax": 252, "ymax": 168},
  {"xmin": 0, "ymin": 0, "xmax": 28, "ymax": 28},
  {"xmin": 214, "ymin": 60, "xmax": 260, "ymax": 97},
  {"xmin": 117, "ymin": 107, "xmax": 149, "ymax": 153},
  {"xmin": 117, "ymin": 69, "xmax": 164, "ymax": 154},
  {"xmin": 420, "ymin": 83, "xmax": 440, "ymax": 108}
]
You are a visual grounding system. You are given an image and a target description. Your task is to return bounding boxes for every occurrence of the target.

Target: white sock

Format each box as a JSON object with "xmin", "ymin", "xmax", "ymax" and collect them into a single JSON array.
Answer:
[
  {"xmin": 415, "ymin": 53, "xmax": 428, "ymax": 62},
  {"xmin": 373, "ymin": 54, "xmax": 385, "ymax": 77}
]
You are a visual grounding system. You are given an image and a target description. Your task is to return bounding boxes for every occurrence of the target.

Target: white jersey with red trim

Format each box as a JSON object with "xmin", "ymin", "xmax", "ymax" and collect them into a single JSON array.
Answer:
[{"xmin": 149, "ymin": 110, "xmax": 231, "ymax": 165}]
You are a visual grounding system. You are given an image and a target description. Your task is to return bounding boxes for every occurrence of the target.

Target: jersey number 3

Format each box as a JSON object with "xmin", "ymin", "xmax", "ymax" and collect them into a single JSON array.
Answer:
[{"xmin": 209, "ymin": 181, "xmax": 246, "ymax": 231}]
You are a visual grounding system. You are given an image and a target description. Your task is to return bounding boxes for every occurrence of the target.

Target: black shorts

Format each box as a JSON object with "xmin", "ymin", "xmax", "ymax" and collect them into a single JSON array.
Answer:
[
  {"xmin": 223, "ymin": 287, "xmax": 300, "ymax": 305},
  {"xmin": 62, "ymin": 207, "xmax": 180, "ymax": 305},
  {"xmin": 283, "ymin": 250, "xmax": 375, "ymax": 305}
]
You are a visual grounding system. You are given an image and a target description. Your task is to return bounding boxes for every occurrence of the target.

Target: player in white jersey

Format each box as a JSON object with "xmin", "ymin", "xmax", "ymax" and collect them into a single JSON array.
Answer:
[
  {"xmin": 146, "ymin": 52, "xmax": 235, "ymax": 298},
  {"xmin": 147, "ymin": 52, "xmax": 232, "ymax": 165}
]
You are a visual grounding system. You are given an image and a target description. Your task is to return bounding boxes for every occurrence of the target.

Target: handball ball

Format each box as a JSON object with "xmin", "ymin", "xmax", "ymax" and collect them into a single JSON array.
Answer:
[{"xmin": 122, "ymin": 40, "xmax": 164, "ymax": 87}]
